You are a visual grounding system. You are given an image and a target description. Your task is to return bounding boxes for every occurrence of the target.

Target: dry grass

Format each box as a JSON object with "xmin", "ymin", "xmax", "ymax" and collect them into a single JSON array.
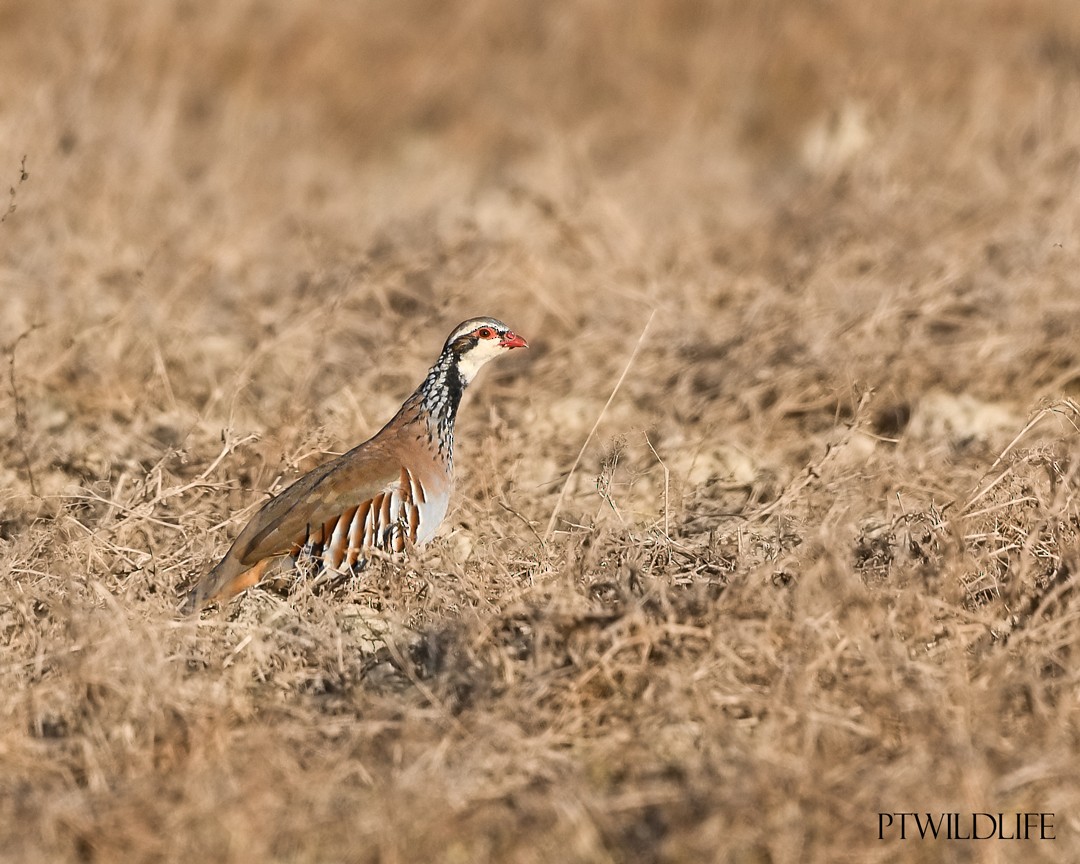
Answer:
[{"xmin": 3, "ymin": 1, "xmax": 1080, "ymax": 861}]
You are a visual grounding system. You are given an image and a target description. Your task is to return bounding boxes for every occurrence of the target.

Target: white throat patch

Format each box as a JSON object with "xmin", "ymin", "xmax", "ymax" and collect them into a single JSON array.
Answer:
[{"xmin": 456, "ymin": 338, "xmax": 507, "ymax": 384}]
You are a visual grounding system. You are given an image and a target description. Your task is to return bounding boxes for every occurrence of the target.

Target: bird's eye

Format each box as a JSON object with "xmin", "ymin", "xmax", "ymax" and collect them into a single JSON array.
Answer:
[{"xmin": 476, "ymin": 327, "xmax": 494, "ymax": 339}]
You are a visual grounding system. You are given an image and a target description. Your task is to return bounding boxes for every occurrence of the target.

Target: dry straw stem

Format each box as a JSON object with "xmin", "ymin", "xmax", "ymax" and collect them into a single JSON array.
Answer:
[
  {"xmin": 643, "ymin": 430, "xmax": 670, "ymax": 538},
  {"xmin": 6, "ymin": 324, "xmax": 42, "ymax": 497},
  {"xmin": 544, "ymin": 307, "xmax": 656, "ymax": 540},
  {"xmin": 963, "ymin": 399, "xmax": 1080, "ymax": 514}
]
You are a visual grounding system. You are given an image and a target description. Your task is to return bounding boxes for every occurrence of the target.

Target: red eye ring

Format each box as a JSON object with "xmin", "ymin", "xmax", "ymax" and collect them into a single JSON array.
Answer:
[{"xmin": 476, "ymin": 327, "xmax": 495, "ymax": 339}]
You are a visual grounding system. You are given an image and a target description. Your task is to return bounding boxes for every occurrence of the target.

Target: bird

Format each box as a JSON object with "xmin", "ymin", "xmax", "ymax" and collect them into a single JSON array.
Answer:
[{"xmin": 184, "ymin": 316, "xmax": 528, "ymax": 612}]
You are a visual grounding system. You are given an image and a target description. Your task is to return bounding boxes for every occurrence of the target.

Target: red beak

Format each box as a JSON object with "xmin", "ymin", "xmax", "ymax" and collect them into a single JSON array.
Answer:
[{"xmin": 500, "ymin": 331, "xmax": 528, "ymax": 349}]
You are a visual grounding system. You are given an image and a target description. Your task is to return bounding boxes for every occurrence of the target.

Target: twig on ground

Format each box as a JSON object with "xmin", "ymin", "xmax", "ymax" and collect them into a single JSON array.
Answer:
[
  {"xmin": 0, "ymin": 155, "xmax": 28, "ymax": 224},
  {"xmin": 749, "ymin": 386, "xmax": 874, "ymax": 520},
  {"xmin": 498, "ymin": 498, "xmax": 546, "ymax": 551},
  {"xmin": 962, "ymin": 400, "xmax": 1080, "ymax": 514}
]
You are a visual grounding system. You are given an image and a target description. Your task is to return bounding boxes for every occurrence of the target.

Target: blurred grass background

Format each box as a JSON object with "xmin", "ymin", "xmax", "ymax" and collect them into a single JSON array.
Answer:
[{"xmin": 2, "ymin": 1, "xmax": 1080, "ymax": 861}]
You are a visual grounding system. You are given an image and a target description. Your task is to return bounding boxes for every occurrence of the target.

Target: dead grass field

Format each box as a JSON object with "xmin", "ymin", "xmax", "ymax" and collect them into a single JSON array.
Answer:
[{"xmin": 3, "ymin": 1, "xmax": 1080, "ymax": 861}]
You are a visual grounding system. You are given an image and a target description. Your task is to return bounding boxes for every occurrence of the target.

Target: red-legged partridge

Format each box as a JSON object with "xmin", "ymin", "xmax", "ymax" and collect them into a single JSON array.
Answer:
[{"xmin": 185, "ymin": 317, "xmax": 527, "ymax": 611}]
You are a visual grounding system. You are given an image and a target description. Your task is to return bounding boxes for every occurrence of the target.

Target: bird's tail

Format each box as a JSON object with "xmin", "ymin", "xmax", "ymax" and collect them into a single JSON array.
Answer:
[{"xmin": 181, "ymin": 557, "xmax": 269, "ymax": 614}]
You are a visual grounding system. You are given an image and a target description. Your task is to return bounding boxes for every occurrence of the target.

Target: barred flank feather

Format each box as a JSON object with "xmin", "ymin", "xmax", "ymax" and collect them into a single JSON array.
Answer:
[{"xmin": 294, "ymin": 467, "xmax": 434, "ymax": 577}]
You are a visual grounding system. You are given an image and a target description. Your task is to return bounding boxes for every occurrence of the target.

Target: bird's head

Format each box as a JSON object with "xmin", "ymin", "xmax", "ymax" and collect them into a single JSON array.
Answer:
[{"xmin": 444, "ymin": 317, "xmax": 528, "ymax": 384}]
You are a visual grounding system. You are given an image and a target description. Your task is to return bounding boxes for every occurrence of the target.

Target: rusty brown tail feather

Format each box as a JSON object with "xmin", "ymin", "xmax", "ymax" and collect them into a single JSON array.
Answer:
[{"xmin": 182, "ymin": 557, "xmax": 271, "ymax": 613}]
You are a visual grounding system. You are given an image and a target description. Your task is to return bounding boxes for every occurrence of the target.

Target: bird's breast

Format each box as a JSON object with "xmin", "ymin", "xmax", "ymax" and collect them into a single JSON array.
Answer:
[{"xmin": 402, "ymin": 464, "xmax": 450, "ymax": 547}]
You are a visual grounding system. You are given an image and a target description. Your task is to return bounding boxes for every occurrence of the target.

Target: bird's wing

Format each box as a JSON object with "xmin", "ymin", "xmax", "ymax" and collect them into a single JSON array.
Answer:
[
  {"xmin": 232, "ymin": 446, "xmax": 402, "ymax": 566},
  {"xmin": 186, "ymin": 441, "xmax": 402, "ymax": 610}
]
